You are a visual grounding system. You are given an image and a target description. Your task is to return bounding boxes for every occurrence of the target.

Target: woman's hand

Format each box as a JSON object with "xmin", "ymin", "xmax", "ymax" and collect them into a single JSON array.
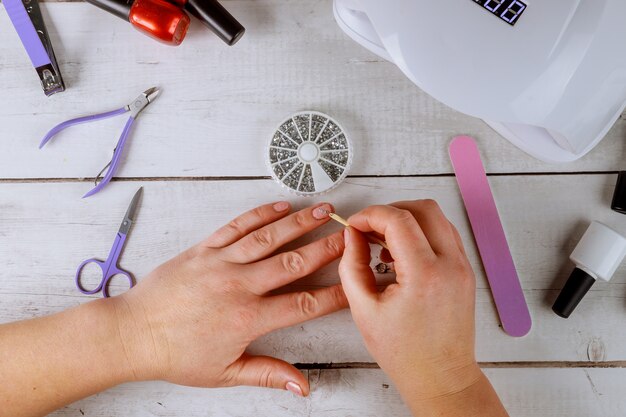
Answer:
[
  {"xmin": 338, "ymin": 200, "xmax": 508, "ymax": 416},
  {"xmin": 1, "ymin": 201, "xmax": 347, "ymax": 417},
  {"xmin": 115, "ymin": 201, "xmax": 347, "ymax": 396}
]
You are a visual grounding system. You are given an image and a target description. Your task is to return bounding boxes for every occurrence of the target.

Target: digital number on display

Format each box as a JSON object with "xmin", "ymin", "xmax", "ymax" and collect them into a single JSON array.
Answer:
[{"xmin": 472, "ymin": 0, "xmax": 527, "ymax": 26}]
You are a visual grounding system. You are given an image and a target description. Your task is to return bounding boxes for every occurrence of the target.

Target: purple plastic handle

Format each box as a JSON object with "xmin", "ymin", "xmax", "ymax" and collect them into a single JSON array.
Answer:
[
  {"xmin": 75, "ymin": 232, "xmax": 134, "ymax": 298},
  {"xmin": 83, "ymin": 117, "xmax": 136, "ymax": 198},
  {"xmin": 39, "ymin": 107, "xmax": 128, "ymax": 149},
  {"xmin": 4, "ymin": 0, "xmax": 51, "ymax": 68}
]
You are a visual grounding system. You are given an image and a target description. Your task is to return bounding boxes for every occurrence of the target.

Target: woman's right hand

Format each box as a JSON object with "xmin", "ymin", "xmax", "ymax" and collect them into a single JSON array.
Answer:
[{"xmin": 338, "ymin": 200, "xmax": 508, "ymax": 416}]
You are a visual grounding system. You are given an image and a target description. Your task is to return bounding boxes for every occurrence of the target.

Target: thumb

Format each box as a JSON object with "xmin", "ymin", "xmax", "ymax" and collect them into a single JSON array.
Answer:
[
  {"xmin": 228, "ymin": 353, "xmax": 308, "ymax": 396},
  {"xmin": 338, "ymin": 227, "xmax": 379, "ymax": 309}
]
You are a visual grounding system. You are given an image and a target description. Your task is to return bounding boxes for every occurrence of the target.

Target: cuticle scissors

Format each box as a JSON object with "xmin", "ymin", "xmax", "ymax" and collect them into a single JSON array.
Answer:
[
  {"xmin": 76, "ymin": 187, "xmax": 143, "ymax": 298},
  {"xmin": 39, "ymin": 87, "xmax": 161, "ymax": 198}
]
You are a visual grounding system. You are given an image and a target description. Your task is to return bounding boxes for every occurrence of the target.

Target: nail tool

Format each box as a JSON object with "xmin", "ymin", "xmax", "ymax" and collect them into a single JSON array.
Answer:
[
  {"xmin": 75, "ymin": 188, "xmax": 143, "ymax": 298},
  {"xmin": 39, "ymin": 87, "xmax": 161, "ymax": 198},
  {"xmin": 4, "ymin": 0, "xmax": 65, "ymax": 96},
  {"xmin": 449, "ymin": 135, "xmax": 531, "ymax": 337},
  {"xmin": 328, "ymin": 212, "xmax": 389, "ymax": 250},
  {"xmin": 335, "ymin": 0, "xmax": 626, "ymax": 163}
]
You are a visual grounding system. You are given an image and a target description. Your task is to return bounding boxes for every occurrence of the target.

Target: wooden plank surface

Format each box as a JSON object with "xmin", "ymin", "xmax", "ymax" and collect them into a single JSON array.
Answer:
[
  {"xmin": 0, "ymin": 1, "xmax": 624, "ymax": 179},
  {"xmin": 48, "ymin": 368, "xmax": 626, "ymax": 417},
  {"xmin": 2, "ymin": 176, "xmax": 625, "ymax": 363},
  {"xmin": 2, "ymin": 0, "xmax": 626, "ymax": 415}
]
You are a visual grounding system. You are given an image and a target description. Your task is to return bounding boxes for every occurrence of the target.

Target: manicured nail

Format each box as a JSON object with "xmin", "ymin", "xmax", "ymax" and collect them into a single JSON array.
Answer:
[
  {"xmin": 286, "ymin": 381, "xmax": 304, "ymax": 397},
  {"xmin": 313, "ymin": 204, "xmax": 332, "ymax": 220},
  {"xmin": 344, "ymin": 228, "xmax": 350, "ymax": 246},
  {"xmin": 273, "ymin": 201, "xmax": 290, "ymax": 212}
]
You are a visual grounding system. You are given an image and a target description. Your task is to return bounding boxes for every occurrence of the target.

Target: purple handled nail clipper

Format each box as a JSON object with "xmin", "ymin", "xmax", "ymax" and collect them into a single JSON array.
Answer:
[
  {"xmin": 39, "ymin": 87, "xmax": 161, "ymax": 198},
  {"xmin": 4, "ymin": 0, "xmax": 65, "ymax": 96}
]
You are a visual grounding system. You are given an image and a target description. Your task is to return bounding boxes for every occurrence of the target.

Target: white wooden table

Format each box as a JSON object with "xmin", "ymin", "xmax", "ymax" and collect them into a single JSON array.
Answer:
[{"xmin": 2, "ymin": 1, "xmax": 626, "ymax": 416}]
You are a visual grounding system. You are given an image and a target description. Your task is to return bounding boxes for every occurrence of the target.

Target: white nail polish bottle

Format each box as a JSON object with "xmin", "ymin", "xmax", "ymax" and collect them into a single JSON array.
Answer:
[{"xmin": 553, "ymin": 222, "xmax": 626, "ymax": 318}]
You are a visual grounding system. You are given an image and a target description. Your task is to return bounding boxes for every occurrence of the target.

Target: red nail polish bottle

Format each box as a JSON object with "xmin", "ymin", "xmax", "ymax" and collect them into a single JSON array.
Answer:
[{"xmin": 85, "ymin": 0, "xmax": 190, "ymax": 46}]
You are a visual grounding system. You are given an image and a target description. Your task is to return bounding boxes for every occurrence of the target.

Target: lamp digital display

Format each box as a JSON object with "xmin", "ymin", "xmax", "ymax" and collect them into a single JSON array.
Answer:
[{"xmin": 472, "ymin": 0, "xmax": 527, "ymax": 26}]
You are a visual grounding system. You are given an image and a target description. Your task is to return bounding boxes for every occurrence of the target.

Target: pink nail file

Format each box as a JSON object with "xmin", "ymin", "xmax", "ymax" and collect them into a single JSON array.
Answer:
[{"xmin": 449, "ymin": 136, "xmax": 531, "ymax": 337}]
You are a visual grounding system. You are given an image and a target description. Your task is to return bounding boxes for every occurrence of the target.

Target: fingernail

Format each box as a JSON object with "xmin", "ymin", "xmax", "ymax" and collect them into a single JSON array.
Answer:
[
  {"xmin": 286, "ymin": 381, "xmax": 304, "ymax": 397},
  {"xmin": 273, "ymin": 201, "xmax": 290, "ymax": 212},
  {"xmin": 313, "ymin": 204, "xmax": 332, "ymax": 220},
  {"xmin": 343, "ymin": 228, "xmax": 350, "ymax": 246}
]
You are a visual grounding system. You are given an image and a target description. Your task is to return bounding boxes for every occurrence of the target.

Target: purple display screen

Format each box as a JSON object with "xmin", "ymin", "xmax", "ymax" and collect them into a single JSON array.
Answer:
[{"xmin": 472, "ymin": 0, "xmax": 527, "ymax": 26}]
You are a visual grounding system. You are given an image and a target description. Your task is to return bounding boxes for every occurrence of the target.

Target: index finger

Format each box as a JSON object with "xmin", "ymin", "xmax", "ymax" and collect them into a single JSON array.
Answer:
[
  {"xmin": 348, "ymin": 205, "xmax": 436, "ymax": 275},
  {"xmin": 203, "ymin": 202, "xmax": 292, "ymax": 249}
]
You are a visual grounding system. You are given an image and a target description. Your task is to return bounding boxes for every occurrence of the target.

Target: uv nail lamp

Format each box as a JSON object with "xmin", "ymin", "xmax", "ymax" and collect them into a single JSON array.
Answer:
[{"xmin": 334, "ymin": 0, "xmax": 626, "ymax": 162}]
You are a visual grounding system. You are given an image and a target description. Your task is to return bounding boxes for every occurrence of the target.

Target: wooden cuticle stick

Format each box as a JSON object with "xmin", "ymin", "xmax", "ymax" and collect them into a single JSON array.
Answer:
[{"xmin": 327, "ymin": 212, "xmax": 390, "ymax": 250}]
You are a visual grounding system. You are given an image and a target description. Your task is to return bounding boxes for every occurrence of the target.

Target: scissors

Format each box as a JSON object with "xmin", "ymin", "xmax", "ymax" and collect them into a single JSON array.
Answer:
[
  {"xmin": 75, "ymin": 187, "xmax": 143, "ymax": 297},
  {"xmin": 39, "ymin": 87, "xmax": 161, "ymax": 198}
]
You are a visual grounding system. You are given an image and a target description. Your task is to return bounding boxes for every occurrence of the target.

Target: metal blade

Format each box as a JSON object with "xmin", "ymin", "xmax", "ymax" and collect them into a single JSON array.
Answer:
[
  {"xmin": 119, "ymin": 187, "xmax": 143, "ymax": 234},
  {"xmin": 129, "ymin": 87, "xmax": 160, "ymax": 118},
  {"xmin": 144, "ymin": 87, "xmax": 161, "ymax": 103},
  {"xmin": 125, "ymin": 187, "xmax": 143, "ymax": 222}
]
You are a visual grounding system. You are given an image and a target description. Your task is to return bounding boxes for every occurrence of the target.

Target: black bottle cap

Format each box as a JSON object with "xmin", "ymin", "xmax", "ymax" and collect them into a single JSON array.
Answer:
[
  {"xmin": 552, "ymin": 268, "xmax": 596, "ymax": 318},
  {"xmin": 185, "ymin": 0, "xmax": 245, "ymax": 45},
  {"xmin": 611, "ymin": 171, "xmax": 626, "ymax": 215},
  {"xmin": 85, "ymin": 0, "xmax": 133, "ymax": 21}
]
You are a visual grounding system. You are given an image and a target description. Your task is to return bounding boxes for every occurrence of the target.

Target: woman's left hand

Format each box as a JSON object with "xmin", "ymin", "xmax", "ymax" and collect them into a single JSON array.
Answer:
[{"xmin": 115, "ymin": 201, "xmax": 347, "ymax": 397}]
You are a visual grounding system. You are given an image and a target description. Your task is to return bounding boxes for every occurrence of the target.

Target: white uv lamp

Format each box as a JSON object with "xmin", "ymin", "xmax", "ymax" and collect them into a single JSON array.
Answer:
[{"xmin": 334, "ymin": 0, "xmax": 626, "ymax": 163}]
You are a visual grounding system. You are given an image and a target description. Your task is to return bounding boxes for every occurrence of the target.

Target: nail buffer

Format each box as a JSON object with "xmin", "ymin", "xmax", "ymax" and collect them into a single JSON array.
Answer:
[
  {"xmin": 4, "ymin": 0, "xmax": 65, "ymax": 96},
  {"xmin": 449, "ymin": 135, "xmax": 531, "ymax": 337}
]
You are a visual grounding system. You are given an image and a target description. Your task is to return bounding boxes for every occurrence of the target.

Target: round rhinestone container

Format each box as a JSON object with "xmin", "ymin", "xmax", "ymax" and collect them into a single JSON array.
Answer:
[{"xmin": 267, "ymin": 111, "xmax": 352, "ymax": 196}]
